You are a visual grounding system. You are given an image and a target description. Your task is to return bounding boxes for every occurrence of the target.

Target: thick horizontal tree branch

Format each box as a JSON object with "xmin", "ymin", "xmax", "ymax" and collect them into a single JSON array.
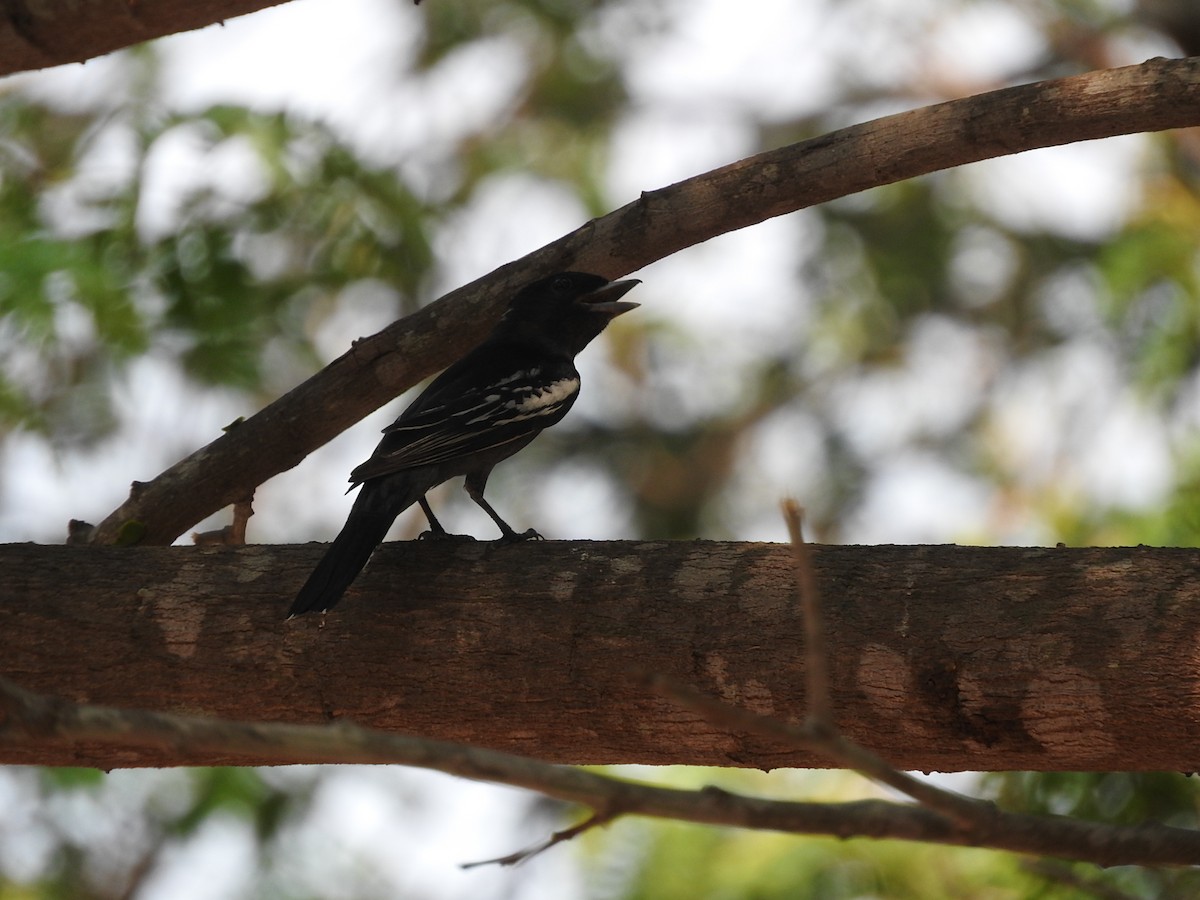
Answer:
[
  {"xmin": 0, "ymin": 0, "xmax": 292, "ymax": 78},
  {"xmin": 87, "ymin": 56, "xmax": 1200, "ymax": 546},
  {"xmin": 656, "ymin": 503, "xmax": 995, "ymax": 832},
  {"xmin": 3, "ymin": 674, "xmax": 1198, "ymax": 867},
  {"xmin": 4, "ymin": 541, "xmax": 1200, "ymax": 771}
]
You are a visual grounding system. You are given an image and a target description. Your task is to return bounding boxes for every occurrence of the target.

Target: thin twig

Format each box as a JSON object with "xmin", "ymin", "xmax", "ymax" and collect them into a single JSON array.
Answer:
[
  {"xmin": 461, "ymin": 812, "xmax": 615, "ymax": 869},
  {"xmin": 781, "ymin": 499, "xmax": 831, "ymax": 727},
  {"xmin": 192, "ymin": 493, "xmax": 255, "ymax": 545},
  {"xmin": 783, "ymin": 498, "xmax": 993, "ymax": 826}
]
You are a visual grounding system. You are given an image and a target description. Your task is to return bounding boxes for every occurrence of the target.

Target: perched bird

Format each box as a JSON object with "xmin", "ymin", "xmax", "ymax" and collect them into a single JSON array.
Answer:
[{"xmin": 288, "ymin": 272, "xmax": 640, "ymax": 617}]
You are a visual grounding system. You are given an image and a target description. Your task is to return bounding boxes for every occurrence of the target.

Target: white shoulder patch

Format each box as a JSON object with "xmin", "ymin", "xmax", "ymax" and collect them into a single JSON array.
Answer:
[
  {"xmin": 464, "ymin": 374, "xmax": 581, "ymax": 425},
  {"xmin": 512, "ymin": 376, "xmax": 580, "ymax": 413}
]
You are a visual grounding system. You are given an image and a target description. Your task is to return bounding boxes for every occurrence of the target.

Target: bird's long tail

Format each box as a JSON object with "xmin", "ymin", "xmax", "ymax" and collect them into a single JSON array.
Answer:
[{"xmin": 288, "ymin": 478, "xmax": 423, "ymax": 617}]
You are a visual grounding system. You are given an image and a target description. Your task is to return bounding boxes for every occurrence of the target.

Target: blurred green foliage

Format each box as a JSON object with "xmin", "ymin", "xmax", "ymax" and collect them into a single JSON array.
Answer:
[
  {"xmin": 3, "ymin": 0, "xmax": 1200, "ymax": 897},
  {"xmin": 593, "ymin": 822, "xmax": 1050, "ymax": 900},
  {"xmin": 0, "ymin": 96, "xmax": 443, "ymax": 441}
]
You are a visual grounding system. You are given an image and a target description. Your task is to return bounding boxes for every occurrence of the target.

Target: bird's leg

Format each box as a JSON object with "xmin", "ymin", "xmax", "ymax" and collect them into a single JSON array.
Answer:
[
  {"xmin": 416, "ymin": 496, "xmax": 476, "ymax": 542},
  {"xmin": 464, "ymin": 473, "xmax": 542, "ymax": 542}
]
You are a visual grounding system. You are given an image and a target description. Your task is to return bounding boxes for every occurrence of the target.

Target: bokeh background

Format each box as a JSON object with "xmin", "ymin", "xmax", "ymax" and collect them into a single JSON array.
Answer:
[{"xmin": 2, "ymin": 0, "xmax": 1200, "ymax": 896}]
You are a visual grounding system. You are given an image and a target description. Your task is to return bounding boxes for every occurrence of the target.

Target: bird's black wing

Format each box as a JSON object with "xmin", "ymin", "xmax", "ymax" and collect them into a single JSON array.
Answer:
[{"xmin": 349, "ymin": 346, "xmax": 580, "ymax": 485}]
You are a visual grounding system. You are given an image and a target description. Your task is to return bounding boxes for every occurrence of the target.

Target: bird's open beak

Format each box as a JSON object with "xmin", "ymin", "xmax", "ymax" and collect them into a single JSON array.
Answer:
[{"xmin": 580, "ymin": 278, "xmax": 641, "ymax": 316}]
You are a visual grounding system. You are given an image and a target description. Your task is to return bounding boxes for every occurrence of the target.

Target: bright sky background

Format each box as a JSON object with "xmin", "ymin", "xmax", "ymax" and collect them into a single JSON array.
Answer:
[{"xmin": 0, "ymin": 0, "xmax": 1186, "ymax": 896}]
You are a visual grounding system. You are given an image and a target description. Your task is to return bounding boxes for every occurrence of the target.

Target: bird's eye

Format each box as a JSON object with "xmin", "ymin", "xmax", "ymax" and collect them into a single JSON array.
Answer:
[{"xmin": 552, "ymin": 275, "xmax": 573, "ymax": 294}]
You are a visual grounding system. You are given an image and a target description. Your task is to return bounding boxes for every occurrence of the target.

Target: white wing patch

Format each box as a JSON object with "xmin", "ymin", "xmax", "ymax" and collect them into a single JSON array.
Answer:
[
  {"xmin": 463, "ymin": 376, "xmax": 580, "ymax": 427},
  {"xmin": 467, "ymin": 376, "xmax": 580, "ymax": 424},
  {"xmin": 355, "ymin": 367, "xmax": 580, "ymax": 478},
  {"xmin": 508, "ymin": 377, "xmax": 579, "ymax": 411}
]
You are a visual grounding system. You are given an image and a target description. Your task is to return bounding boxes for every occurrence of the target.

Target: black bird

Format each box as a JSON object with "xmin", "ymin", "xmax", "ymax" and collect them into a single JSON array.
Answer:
[{"xmin": 288, "ymin": 272, "xmax": 640, "ymax": 617}]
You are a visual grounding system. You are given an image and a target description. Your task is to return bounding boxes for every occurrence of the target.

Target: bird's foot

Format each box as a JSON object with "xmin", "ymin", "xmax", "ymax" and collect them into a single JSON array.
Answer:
[
  {"xmin": 498, "ymin": 528, "xmax": 544, "ymax": 543},
  {"xmin": 418, "ymin": 530, "xmax": 477, "ymax": 542}
]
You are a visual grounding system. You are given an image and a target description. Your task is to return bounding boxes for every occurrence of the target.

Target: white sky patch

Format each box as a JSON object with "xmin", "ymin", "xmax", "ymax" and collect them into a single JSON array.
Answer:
[
  {"xmin": 1079, "ymin": 401, "xmax": 1173, "ymax": 508},
  {"xmin": 624, "ymin": 0, "xmax": 837, "ymax": 119},
  {"xmin": 925, "ymin": 1, "xmax": 1046, "ymax": 85},
  {"xmin": 949, "ymin": 225, "xmax": 1023, "ymax": 309},
  {"xmin": 989, "ymin": 339, "xmax": 1173, "ymax": 509},
  {"xmin": 278, "ymin": 767, "xmax": 584, "ymax": 900},
  {"xmin": 844, "ymin": 451, "xmax": 995, "ymax": 544},
  {"xmin": 531, "ymin": 462, "xmax": 633, "ymax": 540},
  {"xmin": 0, "ymin": 354, "xmax": 249, "ymax": 542},
  {"xmin": 432, "ymin": 175, "xmax": 591, "ymax": 290},
  {"xmin": 606, "ymin": 109, "xmax": 756, "ymax": 205},
  {"xmin": 137, "ymin": 817, "xmax": 258, "ymax": 900},
  {"xmin": 718, "ymin": 406, "xmax": 831, "ymax": 541},
  {"xmin": 830, "ymin": 315, "xmax": 999, "ymax": 459},
  {"xmin": 959, "ymin": 135, "xmax": 1146, "ymax": 241},
  {"xmin": 3, "ymin": 52, "xmax": 136, "ymax": 112},
  {"xmin": 622, "ymin": 215, "xmax": 817, "ymax": 433},
  {"xmin": 157, "ymin": 0, "xmax": 420, "ymax": 140},
  {"xmin": 311, "ymin": 280, "xmax": 404, "ymax": 364},
  {"xmin": 136, "ymin": 125, "xmax": 273, "ymax": 241}
]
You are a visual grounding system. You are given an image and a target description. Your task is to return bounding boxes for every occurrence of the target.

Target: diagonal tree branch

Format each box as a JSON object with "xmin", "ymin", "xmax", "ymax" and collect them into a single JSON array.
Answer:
[{"xmin": 86, "ymin": 56, "xmax": 1200, "ymax": 546}]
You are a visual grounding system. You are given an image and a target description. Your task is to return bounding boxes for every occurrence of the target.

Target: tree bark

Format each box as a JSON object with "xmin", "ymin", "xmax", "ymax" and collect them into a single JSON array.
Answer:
[
  {"xmin": 0, "ymin": 0, "xmax": 292, "ymax": 77},
  {"xmin": 4, "ymin": 541, "xmax": 1198, "ymax": 771}
]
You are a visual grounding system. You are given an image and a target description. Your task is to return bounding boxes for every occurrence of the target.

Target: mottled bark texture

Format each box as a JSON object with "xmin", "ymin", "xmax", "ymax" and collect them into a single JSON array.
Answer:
[{"xmin": 3, "ymin": 541, "xmax": 1197, "ymax": 771}]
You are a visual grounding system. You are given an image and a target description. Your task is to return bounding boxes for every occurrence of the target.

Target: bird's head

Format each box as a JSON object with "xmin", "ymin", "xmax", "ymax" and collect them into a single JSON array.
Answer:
[{"xmin": 495, "ymin": 272, "xmax": 640, "ymax": 356}]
